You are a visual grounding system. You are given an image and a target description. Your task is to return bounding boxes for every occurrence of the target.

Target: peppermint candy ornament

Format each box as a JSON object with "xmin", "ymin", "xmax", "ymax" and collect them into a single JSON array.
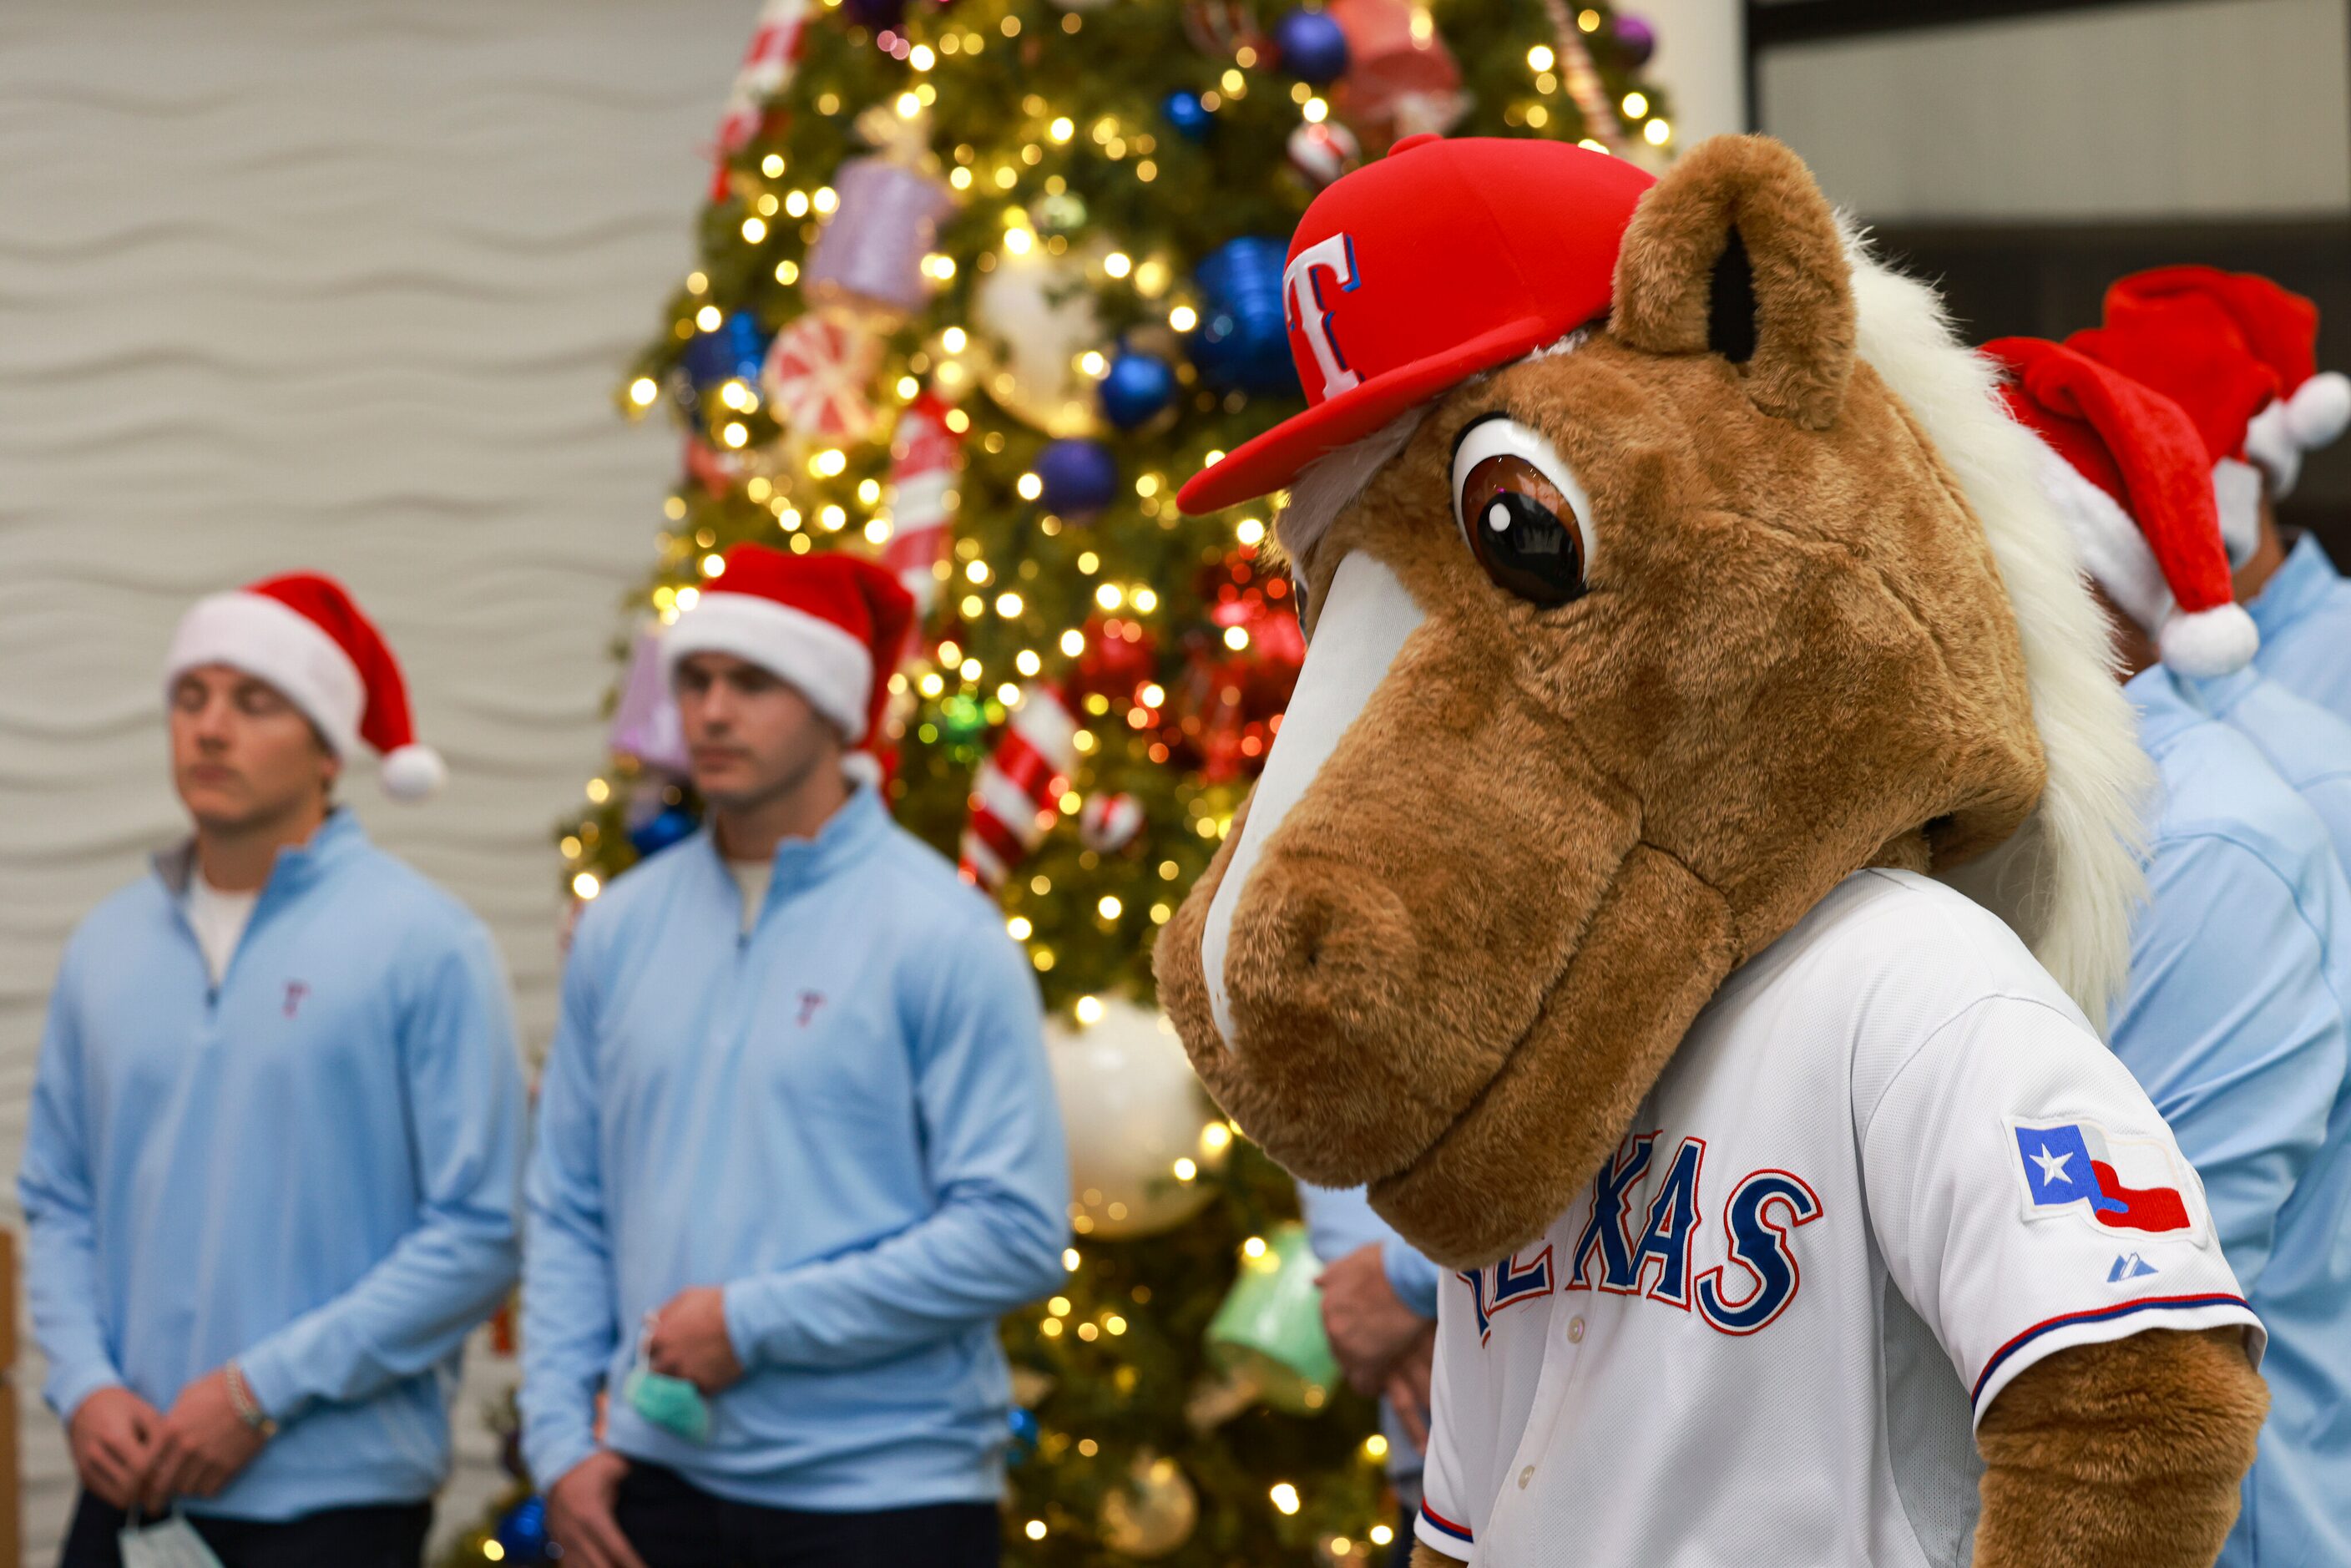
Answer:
[
  {"xmin": 1079, "ymin": 792, "xmax": 1145, "ymax": 852},
  {"xmin": 1287, "ymin": 119, "xmax": 1361, "ymax": 188},
  {"xmin": 761, "ymin": 312, "xmax": 883, "ymax": 443},
  {"xmin": 959, "ymin": 685, "xmax": 1080, "ymax": 889}
]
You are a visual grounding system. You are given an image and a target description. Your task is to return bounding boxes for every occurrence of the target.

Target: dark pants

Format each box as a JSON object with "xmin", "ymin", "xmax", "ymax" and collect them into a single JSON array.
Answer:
[
  {"xmin": 62, "ymin": 1493, "xmax": 431, "ymax": 1568},
  {"xmin": 614, "ymin": 1462, "xmax": 1000, "ymax": 1568}
]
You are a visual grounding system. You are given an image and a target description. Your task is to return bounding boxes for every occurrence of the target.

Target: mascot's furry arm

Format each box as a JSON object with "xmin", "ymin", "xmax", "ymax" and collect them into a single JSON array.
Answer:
[{"xmin": 1408, "ymin": 1329, "xmax": 2265, "ymax": 1568}]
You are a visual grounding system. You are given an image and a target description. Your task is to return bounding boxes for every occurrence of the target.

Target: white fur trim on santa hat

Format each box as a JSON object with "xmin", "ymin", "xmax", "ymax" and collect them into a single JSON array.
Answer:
[
  {"xmin": 166, "ymin": 591, "xmax": 365, "ymax": 758},
  {"xmin": 2030, "ymin": 446, "xmax": 2176, "ymax": 636},
  {"xmin": 2290, "ymin": 370, "xmax": 2351, "ymax": 448},
  {"xmin": 2244, "ymin": 399, "xmax": 2303, "ymax": 499},
  {"xmin": 2213, "ymin": 458, "xmax": 2263, "ymax": 568},
  {"xmin": 660, "ymin": 591, "xmax": 874, "ymax": 741},
  {"xmin": 2157, "ymin": 604, "xmax": 2259, "ymax": 679}
]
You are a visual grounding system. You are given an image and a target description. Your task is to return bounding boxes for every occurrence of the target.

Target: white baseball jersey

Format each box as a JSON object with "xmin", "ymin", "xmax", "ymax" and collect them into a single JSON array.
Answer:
[{"xmin": 1415, "ymin": 869, "xmax": 2263, "ymax": 1567}]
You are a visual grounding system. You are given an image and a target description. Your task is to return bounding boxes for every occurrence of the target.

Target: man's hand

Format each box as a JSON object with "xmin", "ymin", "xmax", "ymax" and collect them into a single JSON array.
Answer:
[
  {"xmin": 1318, "ymin": 1243, "xmax": 1433, "ymax": 1396},
  {"xmin": 646, "ymin": 1286, "xmax": 745, "ymax": 1394},
  {"xmin": 1383, "ymin": 1325, "xmax": 1437, "ymax": 1454},
  {"xmin": 68, "ymin": 1387, "xmax": 161, "ymax": 1509},
  {"xmin": 546, "ymin": 1450, "xmax": 650, "ymax": 1568},
  {"xmin": 141, "ymin": 1369, "xmax": 265, "ymax": 1510}
]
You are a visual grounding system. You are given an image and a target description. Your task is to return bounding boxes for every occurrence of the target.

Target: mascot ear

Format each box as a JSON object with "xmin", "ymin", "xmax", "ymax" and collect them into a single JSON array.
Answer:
[{"xmin": 1611, "ymin": 134, "xmax": 1855, "ymax": 430}]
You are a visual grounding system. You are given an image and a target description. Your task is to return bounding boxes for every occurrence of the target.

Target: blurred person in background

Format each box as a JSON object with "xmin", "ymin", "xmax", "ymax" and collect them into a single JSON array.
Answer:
[
  {"xmin": 19, "ymin": 573, "xmax": 528, "ymax": 1568},
  {"xmin": 523, "ymin": 545, "xmax": 1069, "ymax": 1568}
]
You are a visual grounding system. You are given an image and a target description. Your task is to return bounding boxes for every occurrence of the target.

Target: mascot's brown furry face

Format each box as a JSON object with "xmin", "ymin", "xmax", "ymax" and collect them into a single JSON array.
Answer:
[{"xmin": 1160, "ymin": 135, "xmax": 2264, "ymax": 1567}]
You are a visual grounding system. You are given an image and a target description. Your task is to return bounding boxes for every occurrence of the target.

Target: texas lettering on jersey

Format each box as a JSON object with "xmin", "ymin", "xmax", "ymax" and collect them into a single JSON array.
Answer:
[{"xmin": 1460, "ymin": 1128, "xmax": 1825, "ymax": 1343}]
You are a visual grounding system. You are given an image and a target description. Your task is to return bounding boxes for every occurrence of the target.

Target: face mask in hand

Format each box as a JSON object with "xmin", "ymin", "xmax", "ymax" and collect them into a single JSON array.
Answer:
[
  {"xmin": 119, "ymin": 1513, "xmax": 226, "ymax": 1568},
  {"xmin": 624, "ymin": 1320, "xmax": 713, "ymax": 1444}
]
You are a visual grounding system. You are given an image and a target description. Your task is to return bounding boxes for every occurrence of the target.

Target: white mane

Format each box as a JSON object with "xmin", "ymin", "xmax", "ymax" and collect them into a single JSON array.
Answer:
[{"xmin": 1844, "ymin": 225, "xmax": 2149, "ymax": 1029}]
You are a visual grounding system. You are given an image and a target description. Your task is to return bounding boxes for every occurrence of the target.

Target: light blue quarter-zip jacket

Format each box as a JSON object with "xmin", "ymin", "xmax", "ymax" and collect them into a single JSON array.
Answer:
[
  {"xmin": 2115, "ymin": 668, "xmax": 2351, "ymax": 1568},
  {"xmin": 18, "ymin": 809, "xmax": 528, "ymax": 1520},
  {"xmin": 519, "ymin": 787, "xmax": 1069, "ymax": 1511}
]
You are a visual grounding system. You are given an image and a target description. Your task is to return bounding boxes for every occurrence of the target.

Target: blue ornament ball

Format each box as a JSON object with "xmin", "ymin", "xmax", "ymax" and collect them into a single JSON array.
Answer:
[
  {"xmin": 1163, "ymin": 89, "xmax": 1212, "ymax": 142},
  {"xmin": 495, "ymin": 1495, "xmax": 551, "ymax": 1563},
  {"xmin": 629, "ymin": 805, "xmax": 699, "ymax": 859},
  {"xmin": 682, "ymin": 310, "xmax": 767, "ymax": 390},
  {"xmin": 1035, "ymin": 438, "xmax": 1120, "ymax": 517},
  {"xmin": 1100, "ymin": 351, "xmax": 1178, "ymax": 430},
  {"xmin": 1272, "ymin": 8, "xmax": 1349, "ymax": 84},
  {"xmin": 1007, "ymin": 1407, "xmax": 1041, "ymax": 1464},
  {"xmin": 1188, "ymin": 236, "xmax": 1300, "ymax": 396}
]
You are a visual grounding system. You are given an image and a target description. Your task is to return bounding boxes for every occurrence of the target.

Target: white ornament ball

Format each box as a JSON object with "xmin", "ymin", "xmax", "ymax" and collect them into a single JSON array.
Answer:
[
  {"xmin": 1079, "ymin": 792, "xmax": 1145, "ymax": 852},
  {"xmin": 1287, "ymin": 119, "xmax": 1363, "ymax": 189},
  {"xmin": 1048, "ymin": 999, "xmax": 1217, "ymax": 1238},
  {"xmin": 970, "ymin": 241, "xmax": 1105, "ymax": 438}
]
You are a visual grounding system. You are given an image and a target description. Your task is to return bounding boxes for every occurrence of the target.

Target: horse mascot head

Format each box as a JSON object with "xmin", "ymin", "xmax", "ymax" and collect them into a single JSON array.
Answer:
[{"xmin": 1160, "ymin": 133, "xmax": 2143, "ymax": 1267}]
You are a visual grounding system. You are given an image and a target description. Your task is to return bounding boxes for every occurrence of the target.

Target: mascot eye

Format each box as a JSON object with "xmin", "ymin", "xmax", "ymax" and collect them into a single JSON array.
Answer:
[{"xmin": 1450, "ymin": 413, "xmax": 1595, "ymax": 608}]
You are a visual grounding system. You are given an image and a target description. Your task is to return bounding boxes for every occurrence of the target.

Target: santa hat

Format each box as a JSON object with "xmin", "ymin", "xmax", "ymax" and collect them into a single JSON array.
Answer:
[
  {"xmin": 2106, "ymin": 266, "xmax": 2350, "ymax": 500},
  {"xmin": 2065, "ymin": 300, "xmax": 2278, "ymax": 570},
  {"xmin": 165, "ymin": 572, "xmax": 447, "ymax": 800},
  {"xmin": 1984, "ymin": 336, "xmax": 2257, "ymax": 679},
  {"xmin": 660, "ymin": 545, "xmax": 914, "ymax": 772}
]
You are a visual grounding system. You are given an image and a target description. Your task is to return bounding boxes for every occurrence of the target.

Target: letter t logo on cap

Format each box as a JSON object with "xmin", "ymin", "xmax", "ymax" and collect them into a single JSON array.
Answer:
[{"xmin": 1284, "ymin": 233, "xmax": 1363, "ymax": 402}]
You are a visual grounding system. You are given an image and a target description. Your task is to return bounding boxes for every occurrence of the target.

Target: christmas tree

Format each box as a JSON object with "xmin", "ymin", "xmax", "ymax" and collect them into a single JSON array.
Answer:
[{"xmin": 453, "ymin": 3, "xmax": 1671, "ymax": 1563}]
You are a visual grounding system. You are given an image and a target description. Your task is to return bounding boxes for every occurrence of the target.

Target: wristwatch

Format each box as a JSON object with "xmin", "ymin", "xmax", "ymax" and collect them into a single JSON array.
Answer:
[{"xmin": 225, "ymin": 1363, "xmax": 279, "ymax": 1439}]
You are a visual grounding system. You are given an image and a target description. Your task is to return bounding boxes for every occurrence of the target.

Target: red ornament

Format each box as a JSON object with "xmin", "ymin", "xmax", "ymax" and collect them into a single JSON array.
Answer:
[
  {"xmin": 1079, "ymin": 792, "xmax": 1146, "ymax": 852},
  {"xmin": 1069, "ymin": 615, "xmax": 1161, "ymax": 703},
  {"xmin": 1157, "ymin": 547, "xmax": 1304, "ymax": 783}
]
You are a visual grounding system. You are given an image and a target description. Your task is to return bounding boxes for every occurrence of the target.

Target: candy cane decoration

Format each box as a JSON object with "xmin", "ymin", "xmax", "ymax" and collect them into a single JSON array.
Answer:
[
  {"xmin": 881, "ymin": 393, "xmax": 963, "ymax": 617},
  {"xmin": 1540, "ymin": 0, "xmax": 1625, "ymax": 154},
  {"xmin": 961, "ymin": 685, "xmax": 1080, "ymax": 890},
  {"xmin": 710, "ymin": 0, "xmax": 812, "ymax": 199}
]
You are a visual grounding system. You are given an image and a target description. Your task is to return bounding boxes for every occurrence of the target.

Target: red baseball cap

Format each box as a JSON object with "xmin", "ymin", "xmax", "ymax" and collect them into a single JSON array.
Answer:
[{"xmin": 1176, "ymin": 135, "xmax": 1656, "ymax": 516}]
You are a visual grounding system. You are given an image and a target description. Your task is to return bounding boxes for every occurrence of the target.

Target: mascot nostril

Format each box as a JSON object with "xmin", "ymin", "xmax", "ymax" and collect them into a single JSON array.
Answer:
[{"xmin": 1157, "ymin": 133, "xmax": 2268, "ymax": 1568}]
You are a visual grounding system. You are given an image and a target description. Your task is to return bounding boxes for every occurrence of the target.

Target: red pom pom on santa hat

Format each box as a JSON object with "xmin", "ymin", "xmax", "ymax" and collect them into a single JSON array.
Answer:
[
  {"xmin": 1984, "ymin": 336, "xmax": 2257, "ymax": 679},
  {"xmin": 660, "ymin": 545, "xmax": 916, "ymax": 774},
  {"xmin": 164, "ymin": 571, "xmax": 446, "ymax": 800}
]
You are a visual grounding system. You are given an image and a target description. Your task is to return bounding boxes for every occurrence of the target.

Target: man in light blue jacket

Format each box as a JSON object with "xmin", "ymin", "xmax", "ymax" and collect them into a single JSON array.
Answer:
[
  {"xmin": 1298, "ymin": 1185, "xmax": 1439, "ymax": 1567},
  {"xmin": 20, "ymin": 573, "xmax": 528, "ymax": 1568},
  {"xmin": 1995, "ymin": 338, "xmax": 2351, "ymax": 1568},
  {"xmin": 523, "ymin": 547, "xmax": 1068, "ymax": 1568}
]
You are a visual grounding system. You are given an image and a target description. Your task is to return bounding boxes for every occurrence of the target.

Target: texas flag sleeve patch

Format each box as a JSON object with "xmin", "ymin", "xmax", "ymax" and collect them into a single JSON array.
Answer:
[{"xmin": 2009, "ymin": 1119, "xmax": 2196, "ymax": 1236}]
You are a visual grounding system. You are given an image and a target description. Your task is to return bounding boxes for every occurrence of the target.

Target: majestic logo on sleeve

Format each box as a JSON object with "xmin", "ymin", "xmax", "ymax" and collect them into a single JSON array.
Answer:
[
  {"xmin": 1282, "ymin": 233, "xmax": 1363, "ymax": 401},
  {"xmin": 2009, "ymin": 1117, "xmax": 2199, "ymax": 1237},
  {"xmin": 1550, "ymin": 1130, "xmax": 1821, "ymax": 1339}
]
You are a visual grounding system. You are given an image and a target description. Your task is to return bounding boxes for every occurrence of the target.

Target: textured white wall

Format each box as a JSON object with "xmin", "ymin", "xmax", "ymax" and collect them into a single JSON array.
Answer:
[
  {"xmin": 1759, "ymin": 0, "xmax": 2351, "ymax": 222},
  {"xmin": 0, "ymin": 0, "xmax": 747, "ymax": 1556}
]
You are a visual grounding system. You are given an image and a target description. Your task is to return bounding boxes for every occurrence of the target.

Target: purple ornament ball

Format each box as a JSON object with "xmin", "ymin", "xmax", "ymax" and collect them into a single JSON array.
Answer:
[{"xmin": 1613, "ymin": 13, "xmax": 1657, "ymax": 68}]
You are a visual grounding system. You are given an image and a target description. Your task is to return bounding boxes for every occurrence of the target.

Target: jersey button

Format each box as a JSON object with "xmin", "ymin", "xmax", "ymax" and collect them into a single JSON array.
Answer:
[
  {"xmin": 1566, "ymin": 1316, "xmax": 1585, "ymax": 1344},
  {"xmin": 1518, "ymin": 1464, "xmax": 1535, "ymax": 1490}
]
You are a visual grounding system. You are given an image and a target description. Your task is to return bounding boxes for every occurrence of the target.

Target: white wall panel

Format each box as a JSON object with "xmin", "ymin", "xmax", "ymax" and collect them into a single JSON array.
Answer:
[
  {"xmin": 0, "ymin": 0, "xmax": 746, "ymax": 1556},
  {"xmin": 1760, "ymin": 0, "xmax": 2351, "ymax": 221}
]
